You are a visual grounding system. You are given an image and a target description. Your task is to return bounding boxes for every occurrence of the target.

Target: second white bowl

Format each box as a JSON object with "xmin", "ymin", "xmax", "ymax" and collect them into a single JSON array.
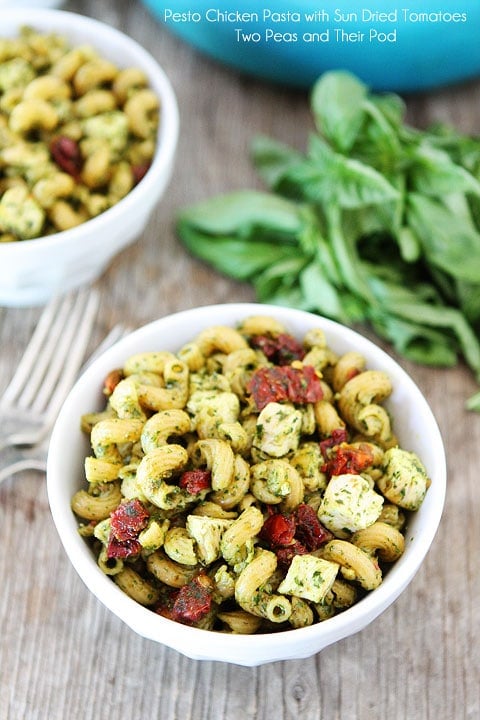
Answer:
[{"xmin": 0, "ymin": 10, "xmax": 179, "ymax": 307}]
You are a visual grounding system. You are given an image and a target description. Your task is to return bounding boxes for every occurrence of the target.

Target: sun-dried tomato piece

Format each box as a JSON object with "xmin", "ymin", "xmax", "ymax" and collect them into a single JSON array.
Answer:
[
  {"xmin": 170, "ymin": 574, "xmax": 213, "ymax": 625},
  {"xmin": 276, "ymin": 540, "xmax": 309, "ymax": 569},
  {"xmin": 319, "ymin": 428, "xmax": 349, "ymax": 459},
  {"xmin": 259, "ymin": 512, "xmax": 296, "ymax": 547},
  {"xmin": 249, "ymin": 335, "xmax": 278, "ymax": 359},
  {"xmin": 248, "ymin": 366, "xmax": 289, "ymax": 409},
  {"xmin": 106, "ymin": 534, "xmax": 142, "ymax": 559},
  {"xmin": 50, "ymin": 136, "xmax": 83, "ymax": 179},
  {"xmin": 103, "ymin": 368, "xmax": 124, "ymax": 396},
  {"xmin": 284, "ymin": 365, "xmax": 323, "ymax": 404},
  {"xmin": 154, "ymin": 585, "xmax": 180, "ymax": 620},
  {"xmin": 178, "ymin": 469, "xmax": 212, "ymax": 495},
  {"xmin": 345, "ymin": 367, "xmax": 361, "ymax": 382},
  {"xmin": 287, "ymin": 365, "xmax": 323, "ymax": 404},
  {"xmin": 110, "ymin": 499, "xmax": 149, "ymax": 541},
  {"xmin": 250, "ymin": 333, "xmax": 305, "ymax": 365},
  {"xmin": 322, "ymin": 443, "xmax": 374, "ymax": 477},
  {"xmin": 132, "ymin": 162, "xmax": 151, "ymax": 185},
  {"xmin": 293, "ymin": 503, "xmax": 332, "ymax": 551},
  {"xmin": 248, "ymin": 365, "xmax": 323, "ymax": 410}
]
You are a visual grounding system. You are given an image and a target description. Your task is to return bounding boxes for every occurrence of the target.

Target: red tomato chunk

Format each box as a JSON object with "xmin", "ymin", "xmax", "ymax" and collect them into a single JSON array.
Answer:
[
  {"xmin": 260, "ymin": 503, "xmax": 332, "ymax": 568},
  {"xmin": 248, "ymin": 365, "xmax": 323, "ymax": 410},
  {"xmin": 103, "ymin": 368, "xmax": 124, "ymax": 396},
  {"xmin": 293, "ymin": 503, "xmax": 332, "ymax": 550},
  {"xmin": 322, "ymin": 443, "xmax": 374, "ymax": 477},
  {"xmin": 319, "ymin": 427, "xmax": 349, "ymax": 458},
  {"xmin": 260, "ymin": 513, "xmax": 296, "ymax": 547},
  {"xmin": 132, "ymin": 161, "xmax": 151, "ymax": 185},
  {"xmin": 107, "ymin": 499, "xmax": 149, "ymax": 559},
  {"xmin": 179, "ymin": 469, "xmax": 212, "ymax": 494},
  {"xmin": 107, "ymin": 535, "xmax": 142, "ymax": 559},
  {"xmin": 110, "ymin": 499, "xmax": 150, "ymax": 541},
  {"xmin": 170, "ymin": 574, "xmax": 213, "ymax": 624},
  {"xmin": 250, "ymin": 333, "xmax": 305, "ymax": 365},
  {"xmin": 50, "ymin": 135, "xmax": 83, "ymax": 179}
]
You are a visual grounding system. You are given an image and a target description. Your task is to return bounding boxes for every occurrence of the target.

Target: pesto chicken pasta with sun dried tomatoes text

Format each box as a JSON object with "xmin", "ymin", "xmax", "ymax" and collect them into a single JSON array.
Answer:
[{"xmin": 72, "ymin": 316, "xmax": 430, "ymax": 633}]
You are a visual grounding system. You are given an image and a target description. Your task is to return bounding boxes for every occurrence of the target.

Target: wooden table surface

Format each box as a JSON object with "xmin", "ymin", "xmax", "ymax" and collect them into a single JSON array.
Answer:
[{"xmin": 1, "ymin": 1, "xmax": 479, "ymax": 718}]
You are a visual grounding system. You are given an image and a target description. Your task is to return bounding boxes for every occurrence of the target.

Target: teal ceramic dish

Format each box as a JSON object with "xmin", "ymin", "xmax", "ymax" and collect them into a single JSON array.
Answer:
[{"xmin": 142, "ymin": 0, "xmax": 480, "ymax": 92}]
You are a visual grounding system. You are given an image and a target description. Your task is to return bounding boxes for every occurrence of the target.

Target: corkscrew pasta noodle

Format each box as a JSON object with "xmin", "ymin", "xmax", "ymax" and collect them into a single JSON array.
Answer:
[{"xmin": 72, "ymin": 315, "xmax": 431, "ymax": 634}]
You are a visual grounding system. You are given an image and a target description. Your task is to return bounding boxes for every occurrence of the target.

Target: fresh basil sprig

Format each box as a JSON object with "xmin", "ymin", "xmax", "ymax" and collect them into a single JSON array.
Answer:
[{"xmin": 177, "ymin": 71, "xmax": 480, "ymax": 410}]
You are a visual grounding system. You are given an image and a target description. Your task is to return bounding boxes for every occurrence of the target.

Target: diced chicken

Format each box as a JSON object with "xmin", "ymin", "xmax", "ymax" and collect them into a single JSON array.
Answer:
[
  {"xmin": 186, "ymin": 515, "xmax": 234, "ymax": 565},
  {"xmin": 253, "ymin": 401, "xmax": 302, "ymax": 457},
  {"xmin": 318, "ymin": 473, "xmax": 384, "ymax": 537},
  {"xmin": 278, "ymin": 554, "xmax": 339, "ymax": 603},
  {"xmin": 377, "ymin": 447, "xmax": 429, "ymax": 511}
]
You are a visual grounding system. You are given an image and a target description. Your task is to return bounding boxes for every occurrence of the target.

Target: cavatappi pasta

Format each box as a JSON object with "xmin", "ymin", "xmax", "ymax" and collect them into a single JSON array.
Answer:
[
  {"xmin": 0, "ymin": 26, "xmax": 159, "ymax": 241},
  {"xmin": 72, "ymin": 316, "xmax": 431, "ymax": 634}
]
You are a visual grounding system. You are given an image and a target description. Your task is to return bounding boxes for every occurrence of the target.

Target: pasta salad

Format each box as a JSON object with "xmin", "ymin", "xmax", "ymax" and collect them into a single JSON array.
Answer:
[
  {"xmin": 72, "ymin": 316, "xmax": 430, "ymax": 634},
  {"xmin": 0, "ymin": 26, "xmax": 159, "ymax": 241}
]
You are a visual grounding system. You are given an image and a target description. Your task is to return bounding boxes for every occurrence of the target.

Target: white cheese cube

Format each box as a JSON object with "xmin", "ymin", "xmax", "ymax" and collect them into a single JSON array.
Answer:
[
  {"xmin": 318, "ymin": 473, "xmax": 384, "ymax": 537},
  {"xmin": 278, "ymin": 554, "xmax": 339, "ymax": 603}
]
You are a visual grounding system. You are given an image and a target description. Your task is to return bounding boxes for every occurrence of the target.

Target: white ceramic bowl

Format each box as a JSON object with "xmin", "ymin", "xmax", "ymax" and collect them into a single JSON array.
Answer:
[
  {"xmin": 0, "ymin": 10, "xmax": 179, "ymax": 307},
  {"xmin": 47, "ymin": 304, "xmax": 446, "ymax": 666}
]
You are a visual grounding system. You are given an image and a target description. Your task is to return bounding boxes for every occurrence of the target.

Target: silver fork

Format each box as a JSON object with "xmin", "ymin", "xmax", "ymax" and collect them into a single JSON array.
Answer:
[
  {"xmin": 0, "ymin": 288, "xmax": 100, "ymax": 452},
  {"xmin": 0, "ymin": 445, "xmax": 50, "ymax": 485},
  {"xmin": 0, "ymin": 321, "xmax": 131, "ymax": 484}
]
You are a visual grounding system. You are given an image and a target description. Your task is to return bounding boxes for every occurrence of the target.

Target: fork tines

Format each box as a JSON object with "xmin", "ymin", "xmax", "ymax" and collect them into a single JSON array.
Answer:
[{"xmin": 1, "ymin": 289, "xmax": 100, "ymax": 419}]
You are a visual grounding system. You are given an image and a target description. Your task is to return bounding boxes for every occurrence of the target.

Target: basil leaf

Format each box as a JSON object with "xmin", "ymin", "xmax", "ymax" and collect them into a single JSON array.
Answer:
[
  {"xmin": 455, "ymin": 279, "xmax": 480, "ymax": 324},
  {"xmin": 421, "ymin": 124, "xmax": 480, "ymax": 173},
  {"xmin": 393, "ymin": 302, "xmax": 480, "ymax": 376},
  {"xmin": 285, "ymin": 138, "xmax": 399, "ymax": 209},
  {"xmin": 442, "ymin": 193, "xmax": 478, "ymax": 228},
  {"xmin": 297, "ymin": 208, "xmax": 344, "ymax": 285},
  {"xmin": 310, "ymin": 71, "xmax": 367, "ymax": 153},
  {"xmin": 409, "ymin": 145, "xmax": 480, "ymax": 197},
  {"xmin": 368, "ymin": 92, "xmax": 406, "ymax": 128},
  {"xmin": 407, "ymin": 193, "xmax": 480, "ymax": 282},
  {"xmin": 178, "ymin": 225, "xmax": 301, "ymax": 280},
  {"xmin": 368, "ymin": 273, "xmax": 480, "ymax": 374},
  {"xmin": 254, "ymin": 257, "xmax": 307, "ymax": 304},
  {"xmin": 251, "ymin": 134, "xmax": 304, "ymax": 190},
  {"xmin": 467, "ymin": 194, "xmax": 480, "ymax": 231},
  {"xmin": 325, "ymin": 204, "xmax": 376, "ymax": 303},
  {"xmin": 397, "ymin": 226, "xmax": 422, "ymax": 262},
  {"xmin": 352, "ymin": 99, "xmax": 403, "ymax": 175},
  {"xmin": 370, "ymin": 312, "xmax": 458, "ymax": 367},
  {"xmin": 178, "ymin": 190, "xmax": 303, "ymax": 237},
  {"xmin": 299, "ymin": 261, "xmax": 350, "ymax": 322},
  {"xmin": 466, "ymin": 390, "xmax": 480, "ymax": 411},
  {"xmin": 258, "ymin": 285, "xmax": 307, "ymax": 309}
]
